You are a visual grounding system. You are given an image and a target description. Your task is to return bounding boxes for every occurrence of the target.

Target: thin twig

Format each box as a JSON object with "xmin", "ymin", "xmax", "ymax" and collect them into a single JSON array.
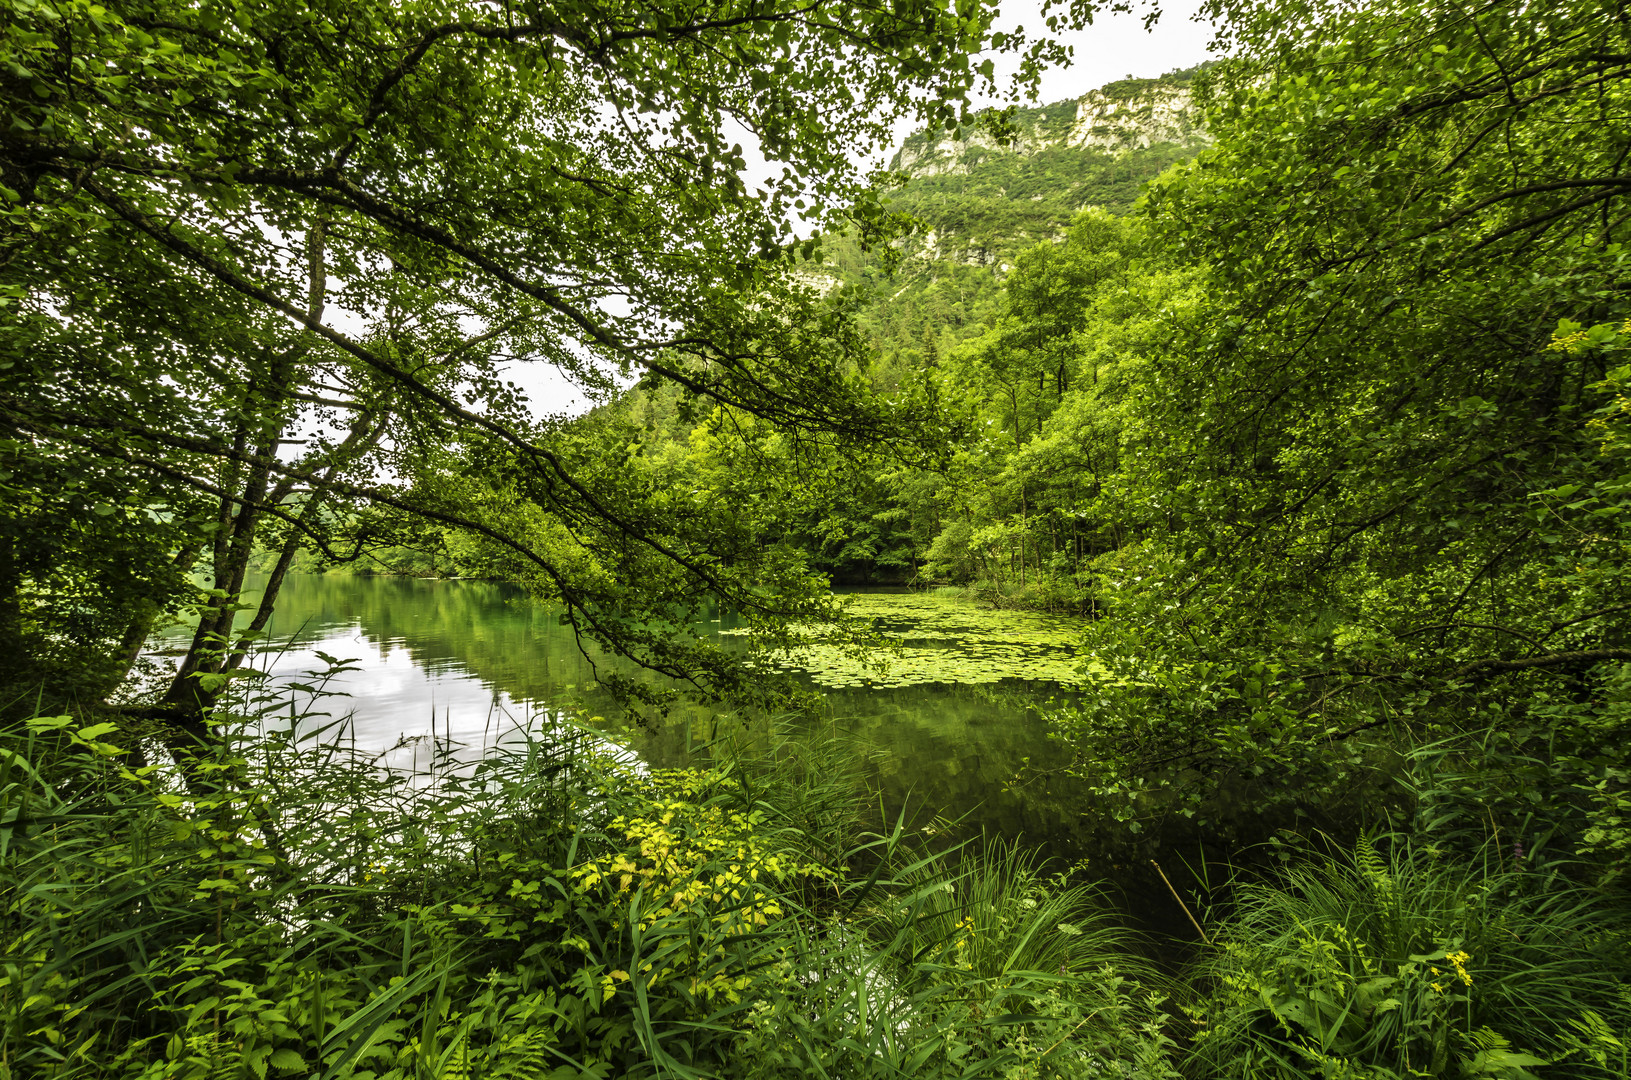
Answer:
[{"xmin": 1151, "ymin": 859, "xmax": 1210, "ymax": 945}]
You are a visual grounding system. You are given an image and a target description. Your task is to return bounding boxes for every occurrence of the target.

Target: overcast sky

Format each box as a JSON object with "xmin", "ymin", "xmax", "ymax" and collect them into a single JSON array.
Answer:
[
  {"xmin": 985, "ymin": 0, "xmax": 1218, "ymax": 108},
  {"xmin": 514, "ymin": 0, "xmax": 1221, "ymax": 416}
]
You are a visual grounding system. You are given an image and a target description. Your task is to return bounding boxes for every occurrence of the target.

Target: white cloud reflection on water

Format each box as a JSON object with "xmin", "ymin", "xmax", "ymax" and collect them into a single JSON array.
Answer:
[{"xmin": 149, "ymin": 621, "xmax": 637, "ymax": 778}]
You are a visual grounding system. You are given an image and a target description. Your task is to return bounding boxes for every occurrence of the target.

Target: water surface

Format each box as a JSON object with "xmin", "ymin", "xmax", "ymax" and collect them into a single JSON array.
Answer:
[{"xmin": 153, "ymin": 574, "xmax": 1103, "ymax": 862}]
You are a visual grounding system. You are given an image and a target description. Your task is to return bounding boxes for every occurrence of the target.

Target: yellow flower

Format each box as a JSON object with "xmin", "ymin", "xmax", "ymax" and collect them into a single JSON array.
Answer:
[{"xmin": 1550, "ymin": 330, "xmax": 1590, "ymax": 353}]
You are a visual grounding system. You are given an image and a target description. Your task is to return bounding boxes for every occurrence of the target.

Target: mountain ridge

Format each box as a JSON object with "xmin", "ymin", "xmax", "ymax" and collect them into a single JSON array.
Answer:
[
  {"xmin": 818, "ymin": 66, "xmax": 1212, "ymax": 366},
  {"xmin": 889, "ymin": 73, "xmax": 1210, "ymax": 181}
]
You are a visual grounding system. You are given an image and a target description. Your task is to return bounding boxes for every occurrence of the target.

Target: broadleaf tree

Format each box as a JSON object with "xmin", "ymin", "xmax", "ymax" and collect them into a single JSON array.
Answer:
[
  {"xmin": 1048, "ymin": 0, "xmax": 1631, "ymax": 834},
  {"xmin": 0, "ymin": 0, "xmax": 1092, "ymax": 731}
]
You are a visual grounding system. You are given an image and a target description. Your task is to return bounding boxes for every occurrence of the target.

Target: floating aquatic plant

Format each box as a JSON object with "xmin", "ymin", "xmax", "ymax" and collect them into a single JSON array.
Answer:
[{"xmin": 729, "ymin": 593, "xmax": 1093, "ymax": 689}]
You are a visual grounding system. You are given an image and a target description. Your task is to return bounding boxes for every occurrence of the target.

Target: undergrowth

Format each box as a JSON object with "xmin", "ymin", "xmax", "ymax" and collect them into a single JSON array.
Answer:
[
  {"xmin": 0, "ymin": 670, "xmax": 1176, "ymax": 1080},
  {"xmin": 1186, "ymin": 834, "xmax": 1631, "ymax": 1079},
  {"xmin": 11, "ymin": 666, "xmax": 1631, "ymax": 1079}
]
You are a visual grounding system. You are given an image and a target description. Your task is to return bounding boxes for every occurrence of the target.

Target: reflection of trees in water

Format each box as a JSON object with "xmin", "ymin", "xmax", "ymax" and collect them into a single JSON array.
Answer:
[
  {"xmin": 255, "ymin": 574, "xmax": 1115, "ymax": 860},
  {"xmin": 253, "ymin": 574, "xmax": 745, "ymax": 765},
  {"xmin": 266, "ymin": 574, "xmax": 652, "ymax": 708},
  {"xmin": 814, "ymin": 683, "xmax": 1092, "ymax": 855}
]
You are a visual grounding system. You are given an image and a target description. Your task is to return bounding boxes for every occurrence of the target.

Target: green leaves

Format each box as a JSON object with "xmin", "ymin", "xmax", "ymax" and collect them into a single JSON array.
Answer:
[
  {"xmin": 3, "ymin": 0, "xmax": 1075, "ymax": 716},
  {"xmin": 1009, "ymin": 0, "xmax": 1631, "ymax": 828}
]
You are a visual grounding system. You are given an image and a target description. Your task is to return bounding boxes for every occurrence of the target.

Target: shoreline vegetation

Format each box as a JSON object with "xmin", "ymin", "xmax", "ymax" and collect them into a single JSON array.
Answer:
[
  {"xmin": 9, "ymin": 690, "xmax": 1631, "ymax": 1078},
  {"xmin": 6, "ymin": 700, "xmax": 1189, "ymax": 1079}
]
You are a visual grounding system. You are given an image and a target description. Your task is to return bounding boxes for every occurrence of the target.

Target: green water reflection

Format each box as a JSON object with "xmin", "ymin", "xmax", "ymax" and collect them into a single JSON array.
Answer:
[{"xmin": 153, "ymin": 574, "xmax": 1100, "ymax": 863}]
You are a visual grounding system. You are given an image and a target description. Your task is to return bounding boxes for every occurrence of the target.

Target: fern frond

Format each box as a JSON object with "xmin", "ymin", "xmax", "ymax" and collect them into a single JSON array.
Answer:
[
  {"xmin": 1355, "ymin": 832, "xmax": 1385, "ymax": 881},
  {"xmin": 492, "ymin": 1027, "xmax": 558, "ymax": 1080}
]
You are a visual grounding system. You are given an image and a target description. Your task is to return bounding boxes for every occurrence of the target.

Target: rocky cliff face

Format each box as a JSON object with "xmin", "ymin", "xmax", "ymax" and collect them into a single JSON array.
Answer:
[
  {"xmin": 1067, "ymin": 83, "xmax": 1208, "ymax": 152},
  {"xmin": 888, "ymin": 75, "xmax": 1209, "ymax": 181},
  {"xmin": 893, "ymin": 126, "xmax": 1052, "ymax": 178}
]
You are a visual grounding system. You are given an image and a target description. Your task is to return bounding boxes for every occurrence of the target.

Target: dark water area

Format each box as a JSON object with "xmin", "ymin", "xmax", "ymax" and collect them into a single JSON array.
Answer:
[{"xmin": 149, "ymin": 573, "xmax": 1213, "ymax": 946}]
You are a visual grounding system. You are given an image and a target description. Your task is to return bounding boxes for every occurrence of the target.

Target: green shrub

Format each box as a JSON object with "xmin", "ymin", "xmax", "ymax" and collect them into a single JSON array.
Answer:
[
  {"xmin": 0, "ymin": 684, "xmax": 1171, "ymax": 1079},
  {"xmin": 1187, "ymin": 837, "xmax": 1631, "ymax": 1079}
]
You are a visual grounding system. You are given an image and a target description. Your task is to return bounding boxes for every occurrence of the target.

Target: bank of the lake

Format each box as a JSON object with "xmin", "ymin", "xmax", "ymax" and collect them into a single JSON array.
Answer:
[
  {"xmin": 147, "ymin": 573, "xmax": 1406, "ymax": 950},
  {"xmin": 149, "ymin": 574, "xmax": 1107, "ymax": 860}
]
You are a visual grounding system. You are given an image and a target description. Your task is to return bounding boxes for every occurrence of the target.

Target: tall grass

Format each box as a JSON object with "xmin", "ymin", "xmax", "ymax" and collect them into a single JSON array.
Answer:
[
  {"xmin": 861, "ymin": 838, "xmax": 1180, "ymax": 1079},
  {"xmin": 867, "ymin": 839, "xmax": 1144, "ymax": 989},
  {"xmin": 0, "ymin": 673, "xmax": 1172, "ymax": 1079},
  {"xmin": 1188, "ymin": 836, "xmax": 1631, "ymax": 1079}
]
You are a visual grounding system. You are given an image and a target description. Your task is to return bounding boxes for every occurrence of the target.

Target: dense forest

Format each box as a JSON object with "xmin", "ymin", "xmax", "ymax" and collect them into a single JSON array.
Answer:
[{"xmin": 6, "ymin": 0, "xmax": 1631, "ymax": 1076}]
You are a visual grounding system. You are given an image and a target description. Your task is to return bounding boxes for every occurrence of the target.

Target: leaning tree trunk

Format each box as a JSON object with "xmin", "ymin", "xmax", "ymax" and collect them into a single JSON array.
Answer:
[{"xmin": 157, "ymin": 220, "xmax": 330, "ymax": 766}]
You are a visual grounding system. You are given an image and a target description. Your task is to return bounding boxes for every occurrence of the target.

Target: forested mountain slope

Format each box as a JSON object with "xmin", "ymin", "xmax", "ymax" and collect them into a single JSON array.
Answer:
[
  {"xmin": 825, "ymin": 67, "xmax": 1209, "ymax": 377},
  {"xmin": 598, "ymin": 68, "xmax": 1211, "ymax": 587}
]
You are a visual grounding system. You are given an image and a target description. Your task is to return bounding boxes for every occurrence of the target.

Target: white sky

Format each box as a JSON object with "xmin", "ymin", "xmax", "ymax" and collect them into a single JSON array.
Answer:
[
  {"xmin": 986, "ymin": 0, "xmax": 1218, "ymax": 108},
  {"xmin": 510, "ymin": 0, "xmax": 1220, "ymax": 417}
]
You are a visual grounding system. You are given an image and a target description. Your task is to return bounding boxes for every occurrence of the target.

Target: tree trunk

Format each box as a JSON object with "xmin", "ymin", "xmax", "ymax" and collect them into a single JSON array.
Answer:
[{"xmin": 159, "ymin": 219, "xmax": 330, "ymax": 762}]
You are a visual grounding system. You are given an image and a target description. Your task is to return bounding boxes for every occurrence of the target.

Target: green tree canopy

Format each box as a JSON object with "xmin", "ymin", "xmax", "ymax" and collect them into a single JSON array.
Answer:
[
  {"xmin": 1050, "ymin": 0, "xmax": 1631, "ymax": 824},
  {"xmin": 0, "ymin": 0, "xmax": 1088, "ymax": 718}
]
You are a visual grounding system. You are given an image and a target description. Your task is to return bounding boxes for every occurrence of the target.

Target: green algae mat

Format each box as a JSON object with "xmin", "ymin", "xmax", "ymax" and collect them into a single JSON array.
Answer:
[{"xmin": 727, "ymin": 592, "xmax": 1093, "ymax": 689}]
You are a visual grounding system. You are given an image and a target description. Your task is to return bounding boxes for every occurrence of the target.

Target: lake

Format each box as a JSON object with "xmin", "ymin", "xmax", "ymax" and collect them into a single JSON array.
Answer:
[{"xmin": 150, "ymin": 574, "xmax": 1130, "ymax": 872}]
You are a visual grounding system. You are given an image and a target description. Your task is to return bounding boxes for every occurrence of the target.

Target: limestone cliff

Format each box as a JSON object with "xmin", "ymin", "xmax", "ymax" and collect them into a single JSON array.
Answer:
[
  {"xmin": 1067, "ymin": 82, "xmax": 1208, "ymax": 152},
  {"xmin": 888, "ymin": 73, "xmax": 1209, "ymax": 182}
]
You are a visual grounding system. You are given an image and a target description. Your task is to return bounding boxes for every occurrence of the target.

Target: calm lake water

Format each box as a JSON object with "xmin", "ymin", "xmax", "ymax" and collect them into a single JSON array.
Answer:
[{"xmin": 152, "ymin": 573, "xmax": 1114, "ymax": 865}]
